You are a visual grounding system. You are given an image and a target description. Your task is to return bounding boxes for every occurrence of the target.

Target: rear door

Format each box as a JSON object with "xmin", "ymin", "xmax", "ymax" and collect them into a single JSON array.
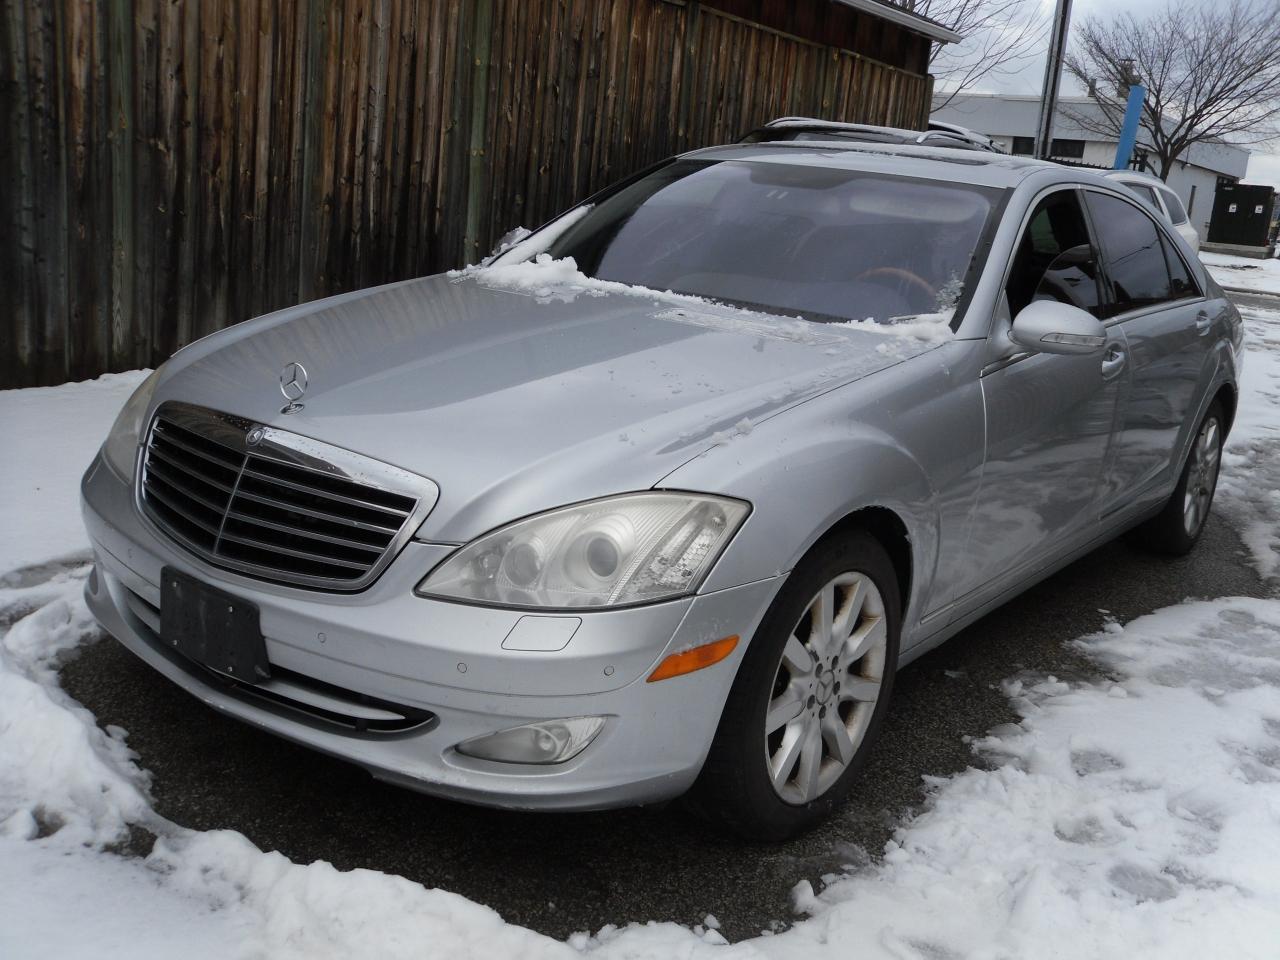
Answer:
[{"xmin": 1082, "ymin": 188, "xmax": 1212, "ymax": 518}]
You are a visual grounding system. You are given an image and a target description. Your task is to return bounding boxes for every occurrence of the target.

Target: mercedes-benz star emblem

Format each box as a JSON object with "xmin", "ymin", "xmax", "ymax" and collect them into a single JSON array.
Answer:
[
  {"xmin": 245, "ymin": 426, "xmax": 265, "ymax": 446},
  {"xmin": 280, "ymin": 361, "xmax": 309, "ymax": 401},
  {"xmin": 279, "ymin": 361, "xmax": 308, "ymax": 413}
]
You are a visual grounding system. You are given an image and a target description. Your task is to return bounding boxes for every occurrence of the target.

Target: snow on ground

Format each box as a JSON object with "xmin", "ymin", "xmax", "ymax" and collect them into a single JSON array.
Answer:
[
  {"xmin": 3, "ymin": 288, "xmax": 1280, "ymax": 957},
  {"xmin": 1202, "ymin": 251, "xmax": 1280, "ymax": 294},
  {"xmin": 1217, "ymin": 301, "xmax": 1280, "ymax": 579},
  {"xmin": 0, "ymin": 371, "xmax": 148, "ymax": 574}
]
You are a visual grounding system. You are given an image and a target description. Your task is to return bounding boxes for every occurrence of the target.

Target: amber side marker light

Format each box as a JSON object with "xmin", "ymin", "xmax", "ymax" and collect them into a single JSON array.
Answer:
[{"xmin": 647, "ymin": 635, "xmax": 740, "ymax": 682}]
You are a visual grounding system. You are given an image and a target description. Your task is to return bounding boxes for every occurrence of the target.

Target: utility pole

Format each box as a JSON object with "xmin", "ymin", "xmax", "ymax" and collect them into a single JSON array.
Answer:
[
  {"xmin": 1112, "ymin": 83, "xmax": 1147, "ymax": 170},
  {"xmin": 1034, "ymin": 0, "xmax": 1074, "ymax": 160}
]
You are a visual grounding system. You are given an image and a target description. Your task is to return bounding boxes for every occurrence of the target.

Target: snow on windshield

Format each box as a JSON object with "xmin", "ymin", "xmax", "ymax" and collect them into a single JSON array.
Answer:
[
  {"xmin": 454, "ymin": 253, "xmax": 958, "ymax": 344},
  {"xmin": 536, "ymin": 158, "xmax": 994, "ymax": 329}
]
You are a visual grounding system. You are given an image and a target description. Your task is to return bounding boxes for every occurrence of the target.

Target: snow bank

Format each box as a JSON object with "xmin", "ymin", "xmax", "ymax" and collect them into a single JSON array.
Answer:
[
  {"xmin": 1217, "ymin": 302, "xmax": 1280, "ymax": 578},
  {"xmin": 1202, "ymin": 252, "xmax": 1280, "ymax": 294},
  {"xmin": 760, "ymin": 599, "xmax": 1280, "ymax": 959},
  {"xmin": 0, "ymin": 838, "xmax": 253, "ymax": 960},
  {"xmin": 0, "ymin": 567, "xmax": 153, "ymax": 848}
]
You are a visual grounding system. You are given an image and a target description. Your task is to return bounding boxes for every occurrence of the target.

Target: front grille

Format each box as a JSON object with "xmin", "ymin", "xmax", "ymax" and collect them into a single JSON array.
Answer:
[{"xmin": 139, "ymin": 402, "xmax": 438, "ymax": 590}]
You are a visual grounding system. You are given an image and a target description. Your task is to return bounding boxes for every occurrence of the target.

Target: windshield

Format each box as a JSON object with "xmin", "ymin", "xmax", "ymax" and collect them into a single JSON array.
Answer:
[{"xmin": 543, "ymin": 159, "xmax": 1001, "ymax": 325}]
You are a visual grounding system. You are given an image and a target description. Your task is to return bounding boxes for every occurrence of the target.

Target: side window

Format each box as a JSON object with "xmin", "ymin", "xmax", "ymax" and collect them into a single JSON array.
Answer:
[
  {"xmin": 1083, "ymin": 192, "xmax": 1174, "ymax": 317},
  {"xmin": 1160, "ymin": 188, "xmax": 1189, "ymax": 225},
  {"xmin": 1127, "ymin": 183, "xmax": 1161, "ymax": 209},
  {"xmin": 1006, "ymin": 190, "xmax": 1103, "ymax": 319},
  {"xmin": 1161, "ymin": 233, "xmax": 1200, "ymax": 300}
]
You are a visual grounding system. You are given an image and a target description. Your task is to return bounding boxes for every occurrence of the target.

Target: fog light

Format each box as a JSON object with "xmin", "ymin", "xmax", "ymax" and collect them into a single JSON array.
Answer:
[{"xmin": 455, "ymin": 716, "xmax": 605, "ymax": 765}]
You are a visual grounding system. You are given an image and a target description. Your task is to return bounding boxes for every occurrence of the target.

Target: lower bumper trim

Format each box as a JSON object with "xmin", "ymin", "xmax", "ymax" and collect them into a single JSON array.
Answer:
[{"xmin": 118, "ymin": 577, "xmax": 436, "ymax": 737}]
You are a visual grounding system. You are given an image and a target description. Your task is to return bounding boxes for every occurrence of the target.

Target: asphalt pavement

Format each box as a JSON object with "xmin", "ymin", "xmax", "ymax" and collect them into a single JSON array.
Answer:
[{"xmin": 58, "ymin": 291, "xmax": 1279, "ymax": 942}]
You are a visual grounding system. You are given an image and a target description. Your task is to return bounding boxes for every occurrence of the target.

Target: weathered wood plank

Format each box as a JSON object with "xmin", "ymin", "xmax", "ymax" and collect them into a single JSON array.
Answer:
[{"xmin": 2, "ymin": 0, "xmax": 39, "ymax": 386}]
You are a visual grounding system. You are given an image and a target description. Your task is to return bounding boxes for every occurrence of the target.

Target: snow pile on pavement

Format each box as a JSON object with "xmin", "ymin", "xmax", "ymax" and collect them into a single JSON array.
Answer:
[
  {"xmin": 758, "ymin": 599, "xmax": 1280, "ymax": 959},
  {"xmin": 1217, "ymin": 302, "xmax": 1280, "ymax": 579},
  {"xmin": 0, "ymin": 567, "xmax": 151, "ymax": 847},
  {"xmin": 1202, "ymin": 251, "xmax": 1280, "ymax": 294}
]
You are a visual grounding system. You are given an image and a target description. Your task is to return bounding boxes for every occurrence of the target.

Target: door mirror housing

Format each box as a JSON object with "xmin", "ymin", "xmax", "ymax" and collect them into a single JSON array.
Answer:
[{"xmin": 1009, "ymin": 300, "xmax": 1107, "ymax": 356}]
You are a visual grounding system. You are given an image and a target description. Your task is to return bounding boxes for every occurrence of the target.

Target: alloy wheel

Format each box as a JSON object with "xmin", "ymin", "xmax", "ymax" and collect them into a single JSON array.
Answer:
[
  {"xmin": 765, "ymin": 572, "xmax": 888, "ymax": 805},
  {"xmin": 1183, "ymin": 414, "xmax": 1221, "ymax": 537}
]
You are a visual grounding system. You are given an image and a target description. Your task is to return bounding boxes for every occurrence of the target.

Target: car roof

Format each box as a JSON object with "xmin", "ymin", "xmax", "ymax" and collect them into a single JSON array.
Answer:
[
  {"xmin": 741, "ymin": 117, "xmax": 1004, "ymax": 154},
  {"xmin": 681, "ymin": 140, "xmax": 1094, "ymax": 191},
  {"xmin": 1103, "ymin": 169, "xmax": 1167, "ymax": 187}
]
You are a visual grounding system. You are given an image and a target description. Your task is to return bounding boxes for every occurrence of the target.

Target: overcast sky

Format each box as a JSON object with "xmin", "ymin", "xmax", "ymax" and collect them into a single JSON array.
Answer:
[{"xmin": 960, "ymin": 0, "xmax": 1280, "ymax": 189}]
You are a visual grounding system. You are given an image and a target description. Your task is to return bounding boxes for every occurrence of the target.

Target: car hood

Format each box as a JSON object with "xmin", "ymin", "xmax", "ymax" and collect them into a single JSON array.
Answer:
[{"xmin": 156, "ymin": 273, "xmax": 940, "ymax": 541}]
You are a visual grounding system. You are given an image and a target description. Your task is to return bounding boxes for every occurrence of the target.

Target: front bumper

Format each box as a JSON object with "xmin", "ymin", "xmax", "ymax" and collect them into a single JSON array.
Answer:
[{"xmin": 80, "ymin": 453, "xmax": 781, "ymax": 810}]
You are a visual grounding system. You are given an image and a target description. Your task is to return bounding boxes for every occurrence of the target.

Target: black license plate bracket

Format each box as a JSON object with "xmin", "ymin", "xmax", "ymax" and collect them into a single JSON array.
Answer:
[{"xmin": 160, "ymin": 566, "xmax": 270, "ymax": 683}]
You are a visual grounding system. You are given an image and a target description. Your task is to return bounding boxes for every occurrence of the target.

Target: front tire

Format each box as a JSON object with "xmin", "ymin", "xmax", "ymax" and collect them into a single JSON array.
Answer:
[
  {"xmin": 1138, "ymin": 401, "xmax": 1224, "ymax": 556},
  {"xmin": 688, "ymin": 530, "xmax": 900, "ymax": 841}
]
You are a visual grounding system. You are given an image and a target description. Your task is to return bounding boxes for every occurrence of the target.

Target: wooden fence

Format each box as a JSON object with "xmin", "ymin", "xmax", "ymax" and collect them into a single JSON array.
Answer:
[{"xmin": 2, "ymin": 0, "xmax": 934, "ymax": 388}]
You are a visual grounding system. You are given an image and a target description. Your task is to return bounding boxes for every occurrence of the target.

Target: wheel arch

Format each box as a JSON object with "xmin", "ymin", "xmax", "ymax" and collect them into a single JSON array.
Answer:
[
  {"xmin": 1212, "ymin": 381, "xmax": 1237, "ymax": 434},
  {"xmin": 816, "ymin": 506, "xmax": 913, "ymax": 618}
]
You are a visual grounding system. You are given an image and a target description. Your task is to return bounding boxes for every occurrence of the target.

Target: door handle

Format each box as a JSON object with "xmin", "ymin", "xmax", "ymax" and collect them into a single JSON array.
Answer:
[
  {"xmin": 1101, "ymin": 346, "xmax": 1126, "ymax": 379},
  {"xmin": 1195, "ymin": 310, "xmax": 1212, "ymax": 336}
]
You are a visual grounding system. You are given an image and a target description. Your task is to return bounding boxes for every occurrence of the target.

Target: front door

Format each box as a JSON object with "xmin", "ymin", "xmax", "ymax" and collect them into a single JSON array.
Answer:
[{"xmin": 954, "ymin": 188, "xmax": 1124, "ymax": 606}]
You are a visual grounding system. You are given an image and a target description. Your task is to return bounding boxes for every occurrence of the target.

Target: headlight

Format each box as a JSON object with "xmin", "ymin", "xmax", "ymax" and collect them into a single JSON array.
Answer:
[
  {"xmin": 102, "ymin": 369, "xmax": 161, "ymax": 479},
  {"xmin": 416, "ymin": 492, "xmax": 749, "ymax": 609}
]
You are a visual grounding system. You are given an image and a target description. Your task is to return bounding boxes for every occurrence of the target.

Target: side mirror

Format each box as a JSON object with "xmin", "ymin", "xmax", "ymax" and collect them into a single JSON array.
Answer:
[{"xmin": 1009, "ymin": 300, "xmax": 1107, "ymax": 356}]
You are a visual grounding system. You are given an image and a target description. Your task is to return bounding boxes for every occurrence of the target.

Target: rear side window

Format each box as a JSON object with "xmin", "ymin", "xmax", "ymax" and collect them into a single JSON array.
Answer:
[
  {"xmin": 1161, "ymin": 233, "xmax": 1200, "ymax": 300},
  {"xmin": 1126, "ymin": 183, "xmax": 1161, "ymax": 209},
  {"xmin": 1084, "ymin": 192, "xmax": 1175, "ymax": 317},
  {"xmin": 1005, "ymin": 190, "xmax": 1103, "ymax": 318},
  {"xmin": 1159, "ymin": 188, "xmax": 1189, "ymax": 224}
]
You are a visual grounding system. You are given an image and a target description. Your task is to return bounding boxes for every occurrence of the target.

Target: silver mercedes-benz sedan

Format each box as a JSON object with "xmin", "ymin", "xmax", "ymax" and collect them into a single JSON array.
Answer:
[{"xmin": 81, "ymin": 137, "xmax": 1242, "ymax": 839}]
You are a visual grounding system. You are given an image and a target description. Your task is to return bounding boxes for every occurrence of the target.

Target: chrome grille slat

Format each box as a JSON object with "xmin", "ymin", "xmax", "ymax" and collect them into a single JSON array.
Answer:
[
  {"xmin": 242, "ymin": 454, "xmax": 416, "ymax": 512},
  {"xmin": 239, "ymin": 464, "xmax": 412, "ymax": 520},
  {"xmin": 138, "ymin": 402, "xmax": 439, "ymax": 591},
  {"xmin": 146, "ymin": 445, "xmax": 239, "ymax": 493},
  {"xmin": 145, "ymin": 459, "xmax": 236, "ymax": 512},
  {"xmin": 223, "ymin": 509, "xmax": 386, "ymax": 554},
  {"xmin": 151, "ymin": 424, "xmax": 244, "ymax": 471},
  {"xmin": 217, "ymin": 529, "xmax": 373, "ymax": 570},
  {"xmin": 231, "ymin": 488, "xmax": 403, "ymax": 534},
  {"xmin": 144, "ymin": 480, "xmax": 226, "ymax": 538}
]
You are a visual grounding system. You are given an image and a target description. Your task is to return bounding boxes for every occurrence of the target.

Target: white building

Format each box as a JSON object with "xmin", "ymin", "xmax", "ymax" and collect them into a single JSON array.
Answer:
[{"xmin": 931, "ymin": 93, "xmax": 1250, "ymax": 240}]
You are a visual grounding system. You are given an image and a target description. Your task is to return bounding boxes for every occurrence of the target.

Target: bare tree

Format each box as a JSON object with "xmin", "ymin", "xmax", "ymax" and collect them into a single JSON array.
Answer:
[
  {"xmin": 1064, "ymin": 0, "xmax": 1280, "ymax": 180},
  {"xmin": 896, "ymin": 0, "xmax": 1046, "ymax": 109}
]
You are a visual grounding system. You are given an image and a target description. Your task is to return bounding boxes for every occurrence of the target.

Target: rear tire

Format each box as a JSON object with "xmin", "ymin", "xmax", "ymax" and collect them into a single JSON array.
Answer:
[
  {"xmin": 1137, "ymin": 401, "xmax": 1224, "ymax": 555},
  {"xmin": 687, "ymin": 530, "xmax": 900, "ymax": 841}
]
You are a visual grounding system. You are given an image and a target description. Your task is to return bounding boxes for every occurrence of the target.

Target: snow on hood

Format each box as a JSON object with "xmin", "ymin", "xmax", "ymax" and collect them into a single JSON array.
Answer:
[
  {"xmin": 156, "ymin": 264, "xmax": 945, "ymax": 541},
  {"xmin": 454, "ymin": 253, "xmax": 958, "ymax": 344}
]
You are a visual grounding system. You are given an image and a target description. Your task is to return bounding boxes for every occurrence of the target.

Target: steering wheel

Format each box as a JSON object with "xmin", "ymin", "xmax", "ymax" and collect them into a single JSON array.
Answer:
[{"xmin": 854, "ymin": 267, "xmax": 937, "ymax": 306}]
